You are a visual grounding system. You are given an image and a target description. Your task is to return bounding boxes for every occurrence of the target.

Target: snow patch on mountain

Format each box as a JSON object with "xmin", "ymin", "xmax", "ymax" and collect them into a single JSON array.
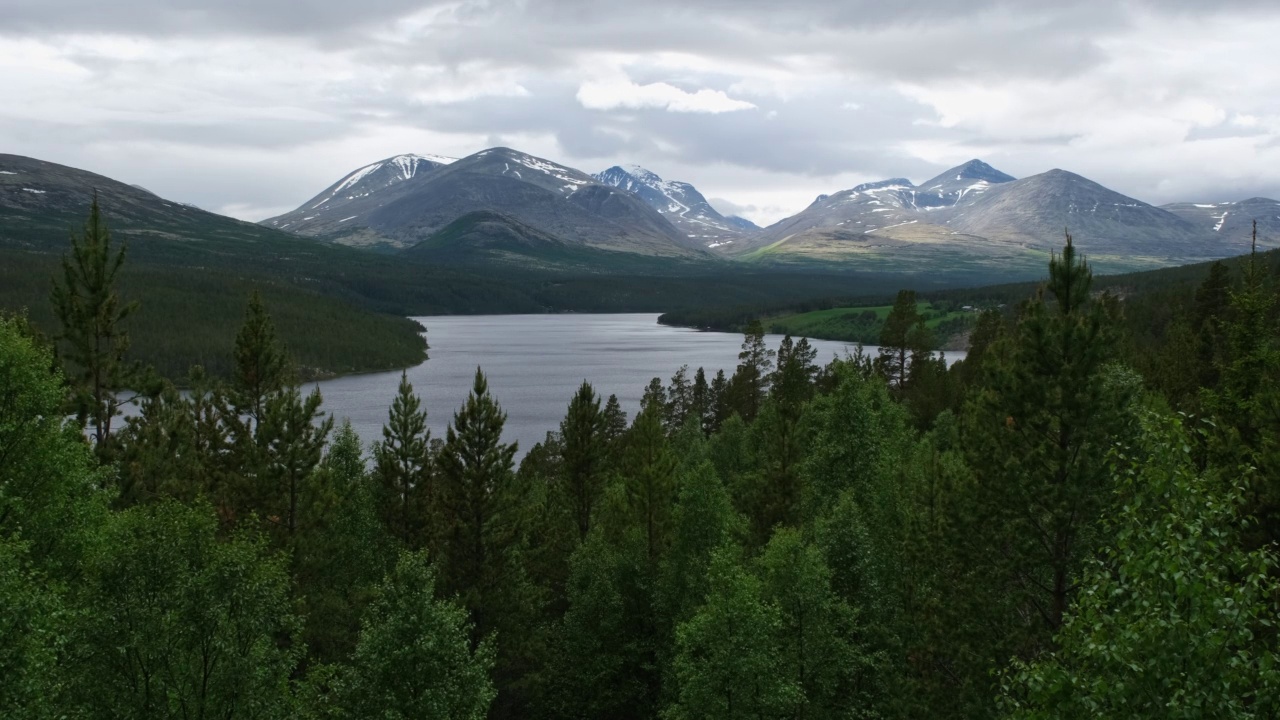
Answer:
[{"xmin": 592, "ymin": 164, "xmax": 756, "ymax": 245}]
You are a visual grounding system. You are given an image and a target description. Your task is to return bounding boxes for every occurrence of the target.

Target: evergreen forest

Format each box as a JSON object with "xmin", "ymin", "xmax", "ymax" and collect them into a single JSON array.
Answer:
[{"xmin": 3, "ymin": 204, "xmax": 1280, "ymax": 719}]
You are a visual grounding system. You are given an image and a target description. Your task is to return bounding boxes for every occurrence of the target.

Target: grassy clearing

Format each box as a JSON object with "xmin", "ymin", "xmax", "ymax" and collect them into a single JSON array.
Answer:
[{"xmin": 767, "ymin": 301, "xmax": 974, "ymax": 347}]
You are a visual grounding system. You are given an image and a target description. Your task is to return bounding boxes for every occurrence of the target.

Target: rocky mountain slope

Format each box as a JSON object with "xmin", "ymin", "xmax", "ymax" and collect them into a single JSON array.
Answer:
[
  {"xmin": 593, "ymin": 165, "xmax": 758, "ymax": 249},
  {"xmin": 264, "ymin": 148, "xmax": 709, "ymax": 258},
  {"xmin": 1162, "ymin": 197, "xmax": 1280, "ymax": 252},
  {"xmin": 734, "ymin": 159, "xmax": 1231, "ymax": 273}
]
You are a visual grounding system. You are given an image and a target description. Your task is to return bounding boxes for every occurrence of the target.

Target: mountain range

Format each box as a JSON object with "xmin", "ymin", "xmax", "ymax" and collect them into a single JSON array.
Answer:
[
  {"xmin": 263, "ymin": 148, "xmax": 707, "ymax": 259},
  {"xmin": 261, "ymin": 149, "xmax": 1277, "ymax": 275},
  {"xmin": 4, "ymin": 148, "xmax": 1276, "ymax": 281}
]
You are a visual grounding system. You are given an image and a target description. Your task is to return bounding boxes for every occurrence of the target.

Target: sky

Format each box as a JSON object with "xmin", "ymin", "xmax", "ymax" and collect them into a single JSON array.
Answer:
[{"xmin": 3, "ymin": 0, "xmax": 1280, "ymax": 226}]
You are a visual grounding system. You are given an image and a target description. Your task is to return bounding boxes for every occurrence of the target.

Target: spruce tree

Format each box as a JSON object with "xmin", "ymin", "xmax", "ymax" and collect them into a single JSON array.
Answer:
[
  {"xmin": 560, "ymin": 380, "xmax": 607, "ymax": 541},
  {"xmin": 372, "ymin": 371, "xmax": 432, "ymax": 549},
  {"xmin": 50, "ymin": 196, "xmax": 139, "ymax": 452}
]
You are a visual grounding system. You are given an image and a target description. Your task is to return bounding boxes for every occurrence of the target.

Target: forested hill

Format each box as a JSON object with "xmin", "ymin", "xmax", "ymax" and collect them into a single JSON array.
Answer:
[
  {"xmin": 4, "ymin": 228, "xmax": 1278, "ymax": 718},
  {"xmin": 658, "ymin": 244, "xmax": 1280, "ymax": 350}
]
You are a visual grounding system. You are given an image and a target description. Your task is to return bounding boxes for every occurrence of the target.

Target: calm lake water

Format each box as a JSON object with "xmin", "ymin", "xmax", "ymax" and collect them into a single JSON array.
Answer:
[{"xmin": 311, "ymin": 313, "xmax": 962, "ymax": 459}]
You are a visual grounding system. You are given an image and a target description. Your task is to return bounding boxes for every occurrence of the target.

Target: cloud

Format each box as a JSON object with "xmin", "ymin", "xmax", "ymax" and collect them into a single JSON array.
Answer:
[
  {"xmin": 5, "ymin": 0, "xmax": 1280, "ymax": 225},
  {"xmin": 577, "ymin": 78, "xmax": 756, "ymax": 114}
]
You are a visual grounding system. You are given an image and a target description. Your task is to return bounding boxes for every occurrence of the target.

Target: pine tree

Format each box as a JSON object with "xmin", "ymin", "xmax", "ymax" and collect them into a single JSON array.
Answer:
[
  {"xmin": 691, "ymin": 367, "xmax": 712, "ymax": 435},
  {"xmin": 952, "ymin": 309, "xmax": 1004, "ymax": 389},
  {"xmin": 602, "ymin": 393, "xmax": 629, "ymax": 446},
  {"xmin": 1205, "ymin": 222, "xmax": 1280, "ymax": 546},
  {"xmin": 665, "ymin": 365, "xmax": 694, "ymax": 433},
  {"xmin": 256, "ymin": 386, "xmax": 334, "ymax": 544},
  {"xmin": 50, "ymin": 196, "xmax": 139, "ymax": 452},
  {"xmin": 770, "ymin": 335, "xmax": 817, "ymax": 413},
  {"xmin": 436, "ymin": 368, "xmax": 521, "ymax": 630},
  {"xmin": 436, "ymin": 369, "xmax": 540, "ymax": 717},
  {"xmin": 878, "ymin": 289, "xmax": 922, "ymax": 390},
  {"xmin": 961, "ymin": 232, "xmax": 1129, "ymax": 648},
  {"xmin": 708, "ymin": 369, "xmax": 730, "ymax": 433},
  {"xmin": 372, "ymin": 371, "xmax": 432, "ymax": 549},
  {"xmin": 229, "ymin": 290, "xmax": 292, "ymax": 427},
  {"xmin": 621, "ymin": 404, "xmax": 678, "ymax": 562},
  {"xmin": 641, "ymin": 377, "xmax": 667, "ymax": 415},
  {"xmin": 560, "ymin": 380, "xmax": 607, "ymax": 541},
  {"xmin": 726, "ymin": 320, "xmax": 775, "ymax": 422}
]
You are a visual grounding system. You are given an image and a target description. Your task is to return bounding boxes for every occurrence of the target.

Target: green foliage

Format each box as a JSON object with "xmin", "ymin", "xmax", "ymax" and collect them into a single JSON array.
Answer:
[
  {"xmin": 339, "ymin": 551, "xmax": 496, "ymax": 720},
  {"xmin": 294, "ymin": 422, "xmax": 393, "ymax": 664},
  {"xmin": 725, "ymin": 319, "xmax": 775, "ymax": 422},
  {"xmin": 8, "ymin": 218, "xmax": 1280, "ymax": 719},
  {"xmin": 550, "ymin": 531, "xmax": 657, "ymax": 720},
  {"xmin": 665, "ymin": 545, "xmax": 797, "ymax": 720},
  {"xmin": 0, "ymin": 315, "xmax": 106, "ymax": 569},
  {"xmin": 0, "ymin": 538, "xmax": 67, "ymax": 719},
  {"xmin": 877, "ymin": 290, "xmax": 923, "ymax": 388},
  {"xmin": 961, "ymin": 234, "xmax": 1130, "ymax": 635},
  {"xmin": 230, "ymin": 290, "xmax": 294, "ymax": 424},
  {"xmin": 621, "ymin": 404, "xmax": 678, "ymax": 561},
  {"xmin": 1000, "ymin": 413, "xmax": 1280, "ymax": 718},
  {"xmin": 758, "ymin": 528, "xmax": 882, "ymax": 719},
  {"xmin": 659, "ymin": 461, "xmax": 745, "ymax": 628},
  {"xmin": 68, "ymin": 500, "xmax": 301, "ymax": 719},
  {"xmin": 50, "ymin": 196, "xmax": 140, "ymax": 450},
  {"xmin": 560, "ymin": 380, "xmax": 607, "ymax": 541},
  {"xmin": 372, "ymin": 371, "xmax": 434, "ymax": 549},
  {"xmin": 436, "ymin": 368, "xmax": 522, "ymax": 621}
]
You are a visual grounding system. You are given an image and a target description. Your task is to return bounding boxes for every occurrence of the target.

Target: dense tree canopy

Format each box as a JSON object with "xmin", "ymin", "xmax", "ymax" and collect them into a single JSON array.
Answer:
[{"xmin": 4, "ymin": 204, "xmax": 1279, "ymax": 719}]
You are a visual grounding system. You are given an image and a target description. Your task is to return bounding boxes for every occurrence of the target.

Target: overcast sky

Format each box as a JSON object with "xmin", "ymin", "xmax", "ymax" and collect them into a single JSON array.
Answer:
[{"xmin": 4, "ymin": 0, "xmax": 1280, "ymax": 225}]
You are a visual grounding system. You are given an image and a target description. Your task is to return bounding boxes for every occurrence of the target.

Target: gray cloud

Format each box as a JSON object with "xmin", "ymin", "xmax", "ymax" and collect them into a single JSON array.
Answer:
[{"xmin": 4, "ymin": 1, "xmax": 1280, "ymax": 224}]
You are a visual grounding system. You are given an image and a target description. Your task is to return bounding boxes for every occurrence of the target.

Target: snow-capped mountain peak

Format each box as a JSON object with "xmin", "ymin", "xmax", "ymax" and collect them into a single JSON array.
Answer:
[
  {"xmin": 593, "ymin": 164, "xmax": 758, "ymax": 245},
  {"xmin": 265, "ymin": 152, "xmax": 455, "ymax": 230}
]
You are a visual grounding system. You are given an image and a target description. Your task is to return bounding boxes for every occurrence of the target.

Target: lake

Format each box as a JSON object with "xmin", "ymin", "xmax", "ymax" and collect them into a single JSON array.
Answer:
[{"xmin": 311, "ymin": 313, "xmax": 963, "ymax": 459}]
